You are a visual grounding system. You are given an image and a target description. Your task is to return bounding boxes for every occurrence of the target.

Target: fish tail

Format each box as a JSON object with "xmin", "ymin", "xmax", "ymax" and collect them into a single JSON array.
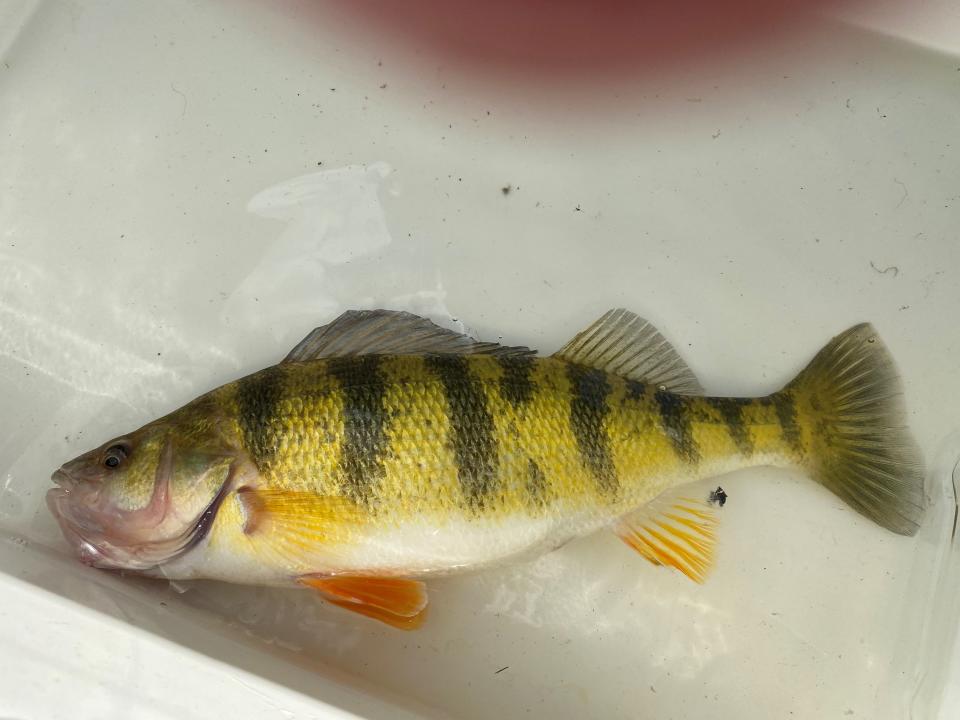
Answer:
[{"xmin": 776, "ymin": 323, "xmax": 925, "ymax": 535}]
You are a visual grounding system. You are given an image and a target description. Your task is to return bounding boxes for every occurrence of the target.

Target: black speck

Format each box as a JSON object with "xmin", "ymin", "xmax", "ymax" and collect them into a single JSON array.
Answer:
[
  {"xmin": 708, "ymin": 486, "xmax": 727, "ymax": 507},
  {"xmin": 501, "ymin": 184, "xmax": 512, "ymax": 195},
  {"xmin": 574, "ymin": 205, "xmax": 582, "ymax": 212},
  {"xmin": 379, "ymin": 83, "xmax": 387, "ymax": 89}
]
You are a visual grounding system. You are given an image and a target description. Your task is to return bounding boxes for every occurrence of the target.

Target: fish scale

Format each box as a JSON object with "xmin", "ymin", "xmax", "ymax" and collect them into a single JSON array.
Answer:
[{"xmin": 221, "ymin": 354, "xmax": 801, "ymax": 524}]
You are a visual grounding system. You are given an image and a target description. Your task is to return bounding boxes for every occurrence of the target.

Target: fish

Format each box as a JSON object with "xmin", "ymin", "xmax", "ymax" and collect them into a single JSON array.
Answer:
[{"xmin": 47, "ymin": 309, "xmax": 925, "ymax": 629}]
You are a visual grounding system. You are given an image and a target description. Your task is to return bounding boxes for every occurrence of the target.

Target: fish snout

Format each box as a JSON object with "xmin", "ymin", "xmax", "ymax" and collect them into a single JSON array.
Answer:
[
  {"xmin": 51, "ymin": 468, "xmax": 78, "ymax": 489},
  {"xmin": 45, "ymin": 486, "xmax": 113, "ymax": 566}
]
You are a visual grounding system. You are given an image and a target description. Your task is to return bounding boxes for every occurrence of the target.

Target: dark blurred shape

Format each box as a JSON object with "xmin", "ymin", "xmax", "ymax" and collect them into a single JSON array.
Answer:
[{"xmin": 330, "ymin": 0, "xmax": 859, "ymax": 79}]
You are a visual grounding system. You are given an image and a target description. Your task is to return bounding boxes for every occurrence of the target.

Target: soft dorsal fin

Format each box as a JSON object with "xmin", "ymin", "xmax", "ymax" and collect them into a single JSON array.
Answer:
[
  {"xmin": 284, "ymin": 309, "xmax": 536, "ymax": 362},
  {"xmin": 552, "ymin": 309, "xmax": 702, "ymax": 395},
  {"xmin": 615, "ymin": 489, "xmax": 721, "ymax": 583}
]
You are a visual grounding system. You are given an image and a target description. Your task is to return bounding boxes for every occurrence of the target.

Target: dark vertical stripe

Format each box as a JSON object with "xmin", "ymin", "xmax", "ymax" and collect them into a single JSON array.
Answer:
[
  {"xmin": 567, "ymin": 364, "xmax": 618, "ymax": 495},
  {"xmin": 526, "ymin": 459, "xmax": 547, "ymax": 507},
  {"xmin": 655, "ymin": 390, "xmax": 700, "ymax": 464},
  {"xmin": 425, "ymin": 355, "xmax": 499, "ymax": 508},
  {"xmin": 625, "ymin": 379, "xmax": 646, "ymax": 402},
  {"xmin": 497, "ymin": 356, "xmax": 536, "ymax": 408},
  {"xmin": 772, "ymin": 391, "xmax": 802, "ymax": 452},
  {"xmin": 328, "ymin": 355, "xmax": 389, "ymax": 503},
  {"xmin": 706, "ymin": 397, "xmax": 753, "ymax": 456},
  {"xmin": 236, "ymin": 365, "xmax": 286, "ymax": 468}
]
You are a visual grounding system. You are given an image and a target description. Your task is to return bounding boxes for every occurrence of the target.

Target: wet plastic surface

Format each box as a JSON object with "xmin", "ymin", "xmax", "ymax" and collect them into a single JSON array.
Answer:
[{"xmin": 1, "ymin": 1, "xmax": 959, "ymax": 718}]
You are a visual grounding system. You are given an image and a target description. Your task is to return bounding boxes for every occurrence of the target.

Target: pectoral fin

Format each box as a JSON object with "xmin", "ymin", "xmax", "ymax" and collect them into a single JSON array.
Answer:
[
  {"xmin": 235, "ymin": 487, "xmax": 365, "ymax": 569},
  {"xmin": 237, "ymin": 487, "xmax": 360, "ymax": 538},
  {"xmin": 300, "ymin": 575, "xmax": 429, "ymax": 630}
]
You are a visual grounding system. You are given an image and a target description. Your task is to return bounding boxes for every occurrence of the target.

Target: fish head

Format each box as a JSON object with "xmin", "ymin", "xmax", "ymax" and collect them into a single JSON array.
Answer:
[{"xmin": 47, "ymin": 406, "xmax": 236, "ymax": 572}]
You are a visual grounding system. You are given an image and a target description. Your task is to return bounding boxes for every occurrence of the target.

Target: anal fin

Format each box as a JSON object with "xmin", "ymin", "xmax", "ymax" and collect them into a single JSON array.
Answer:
[
  {"xmin": 299, "ymin": 575, "xmax": 429, "ymax": 630},
  {"xmin": 616, "ymin": 492, "xmax": 719, "ymax": 583}
]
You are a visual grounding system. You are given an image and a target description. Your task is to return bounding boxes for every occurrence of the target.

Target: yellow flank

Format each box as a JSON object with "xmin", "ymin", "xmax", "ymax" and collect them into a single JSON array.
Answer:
[
  {"xmin": 218, "ymin": 364, "xmax": 347, "ymax": 495},
  {"xmin": 692, "ymin": 395, "xmax": 805, "ymax": 467},
  {"xmin": 686, "ymin": 400, "xmax": 742, "ymax": 460},
  {"xmin": 477, "ymin": 357, "xmax": 596, "ymax": 514},
  {"xmin": 375, "ymin": 356, "xmax": 462, "ymax": 520},
  {"xmin": 786, "ymin": 386, "xmax": 817, "ymax": 462},
  {"xmin": 606, "ymin": 389, "xmax": 683, "ymax": 503},
  {"xmin": 271, "ymin": 386, "xmax": 347, "ymax": 496},
  {"xmin": 745, "ymin": 398, "xmax": 801, "ymax": 461},
  {"xmin": 206, "ymin": 354, "xmax": 812, "ymax": 563}
]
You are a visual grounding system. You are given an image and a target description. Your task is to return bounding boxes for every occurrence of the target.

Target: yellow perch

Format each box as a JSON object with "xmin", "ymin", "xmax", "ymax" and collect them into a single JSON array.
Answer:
[{"xmin": 48, "ymin": 309, "xmax": 924, "ymax": 628}]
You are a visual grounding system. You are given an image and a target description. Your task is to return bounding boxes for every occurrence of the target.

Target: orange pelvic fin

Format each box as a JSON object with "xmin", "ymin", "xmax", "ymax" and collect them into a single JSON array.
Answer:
[{"xmin": 299, "ymin": 575, "xmax": 429, "ymax": 630}]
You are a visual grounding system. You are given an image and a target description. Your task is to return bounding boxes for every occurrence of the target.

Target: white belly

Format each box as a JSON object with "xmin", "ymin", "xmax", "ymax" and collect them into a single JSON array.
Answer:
[
  {"xmin": 329, "ymin": 513, "xmax": 604, "ymax": 576},
  {"xmin": 156, "ymin": 509, "xmax": 611, "ymax": 584}
]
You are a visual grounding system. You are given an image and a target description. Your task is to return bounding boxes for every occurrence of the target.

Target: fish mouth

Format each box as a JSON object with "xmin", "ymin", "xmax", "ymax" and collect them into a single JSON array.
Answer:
[
  {"xmin": 46, "ymin": 480, "xmax": 231, "ymax": 572},
  {"xmin": 51, "ymin": 469, "xmax": 73, "ymax": 487},
  {"xmin": 46, "ymin": 487, "xmax": 117, "ymax": 567}
]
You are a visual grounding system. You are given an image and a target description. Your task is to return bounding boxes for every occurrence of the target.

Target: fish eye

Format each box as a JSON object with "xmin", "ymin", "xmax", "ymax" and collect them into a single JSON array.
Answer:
[{"xmin": 103, "ymin": 444, "xmax": 129, "ymax": 469}]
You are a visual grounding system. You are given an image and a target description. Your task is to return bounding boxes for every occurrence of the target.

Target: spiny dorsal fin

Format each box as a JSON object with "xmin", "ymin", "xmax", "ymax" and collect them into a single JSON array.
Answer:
[
  {"xmin": 615, "ymin": 491, "xmax": 720, "ymax": 583},
  {"xmin": 552, "ymin": 309, "xmax": 702, "ymax": 395},
  {"xmin": 284, "ymin": 309, "xmax": 536, "ymax": 362}
]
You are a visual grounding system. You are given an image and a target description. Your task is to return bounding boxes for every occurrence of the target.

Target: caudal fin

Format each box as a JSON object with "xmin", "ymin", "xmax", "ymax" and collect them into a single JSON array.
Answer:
[{"xmin": 777, "ymin": 323, "xmax": 924, "ymax": 535}]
